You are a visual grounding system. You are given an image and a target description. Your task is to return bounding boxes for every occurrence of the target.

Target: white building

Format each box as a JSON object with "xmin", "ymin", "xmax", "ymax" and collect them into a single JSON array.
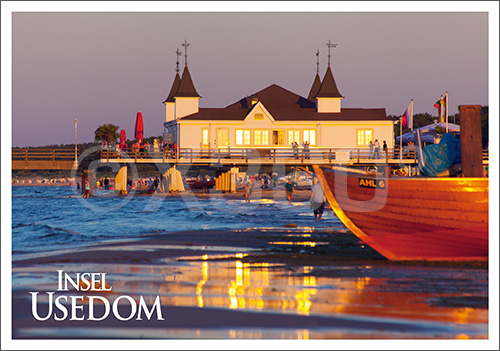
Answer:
[{"xmin": 163, "ymin": 61, "xmax": 394, "ymax": 151}]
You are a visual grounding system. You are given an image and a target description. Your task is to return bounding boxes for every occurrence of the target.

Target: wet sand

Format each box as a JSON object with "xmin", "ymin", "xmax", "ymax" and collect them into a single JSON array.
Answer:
[{"xmin": 12, "ymin": 227, "xmax": 488, "ymax": 340}]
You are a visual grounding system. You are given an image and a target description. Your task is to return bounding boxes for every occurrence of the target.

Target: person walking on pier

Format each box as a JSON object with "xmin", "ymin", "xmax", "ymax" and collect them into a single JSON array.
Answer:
[
  {"xmin": 383, "ymin": 140, "xmax": 388, "ymax": 161},
  {"xmin": 303, "ymin": 141, "xmax": 310, "ymax": 159},
  {"xmin": 374, "ymin": 139, "xmax": 380, "ymax": 159},
  {"xmin": 292, "ymin": 142, "xmax": 299, "ymax": 159}
]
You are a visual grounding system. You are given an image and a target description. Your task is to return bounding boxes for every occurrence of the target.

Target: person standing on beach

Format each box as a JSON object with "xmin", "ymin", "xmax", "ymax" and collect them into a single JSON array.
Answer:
[
  {"xmin": 104, "ymin": 177, "xmax": 109, "ymax": 190},
  {"xmin": 244, "ymin": 182, "xmax": 252, "ymax": 203},
  {"xmin": 285, "ymin": 179, "xmax": 294, "ymax": 204},
  {"xmin": 83, "ymin": 180, "xmax": 90, "ymax": 198},
  {"xmin": 310, "ymin": 178, "xmax": 325, "ymax": 221},
  {"xmin": 202, "ymin": 176, "xmax": 208, "ymax": 193}
]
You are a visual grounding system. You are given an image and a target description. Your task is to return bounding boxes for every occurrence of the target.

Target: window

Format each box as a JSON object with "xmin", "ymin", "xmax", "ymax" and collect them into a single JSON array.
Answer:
[
  {"xmin": 254, "ymin": 113, "xmax": 264, "ymax": 121},
  {"xmin": 303, "ymin": 130, "xmax": 316, "ymax": 145},
  {"xmin": 288, "ymin": 130, "xmax": 300, "ymax": 145},
  {"xmin": 254, "ymin": 130, "xmax": 269, "ymax": 146},
  {"xmin": 357, "ymin": 129, "xmax": 373, "ymax": 146},
  {"xmin": 272, "ymin": 130, "xmax": 285, "ymax": 145},
  {"xmin": 202, "ymin": 129, "xmax": 209, "ymax": 146},
  {"xmin": 236, "ymin": 129, "xmax": 251, "ymax": 145}
]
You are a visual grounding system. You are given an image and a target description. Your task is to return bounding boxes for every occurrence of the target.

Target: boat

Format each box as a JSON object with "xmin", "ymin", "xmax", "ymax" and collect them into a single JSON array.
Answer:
[
  {"xmin": 313, "ymin": 165, "xmax": 488, "ymax": 261},
  {"xmin": 185, "ymin": 178, "xmax": 215, "ymax": 190}
]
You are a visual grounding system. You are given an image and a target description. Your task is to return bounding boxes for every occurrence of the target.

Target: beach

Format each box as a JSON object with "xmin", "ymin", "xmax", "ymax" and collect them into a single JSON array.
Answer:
[{"xmin": 12, "ymin": 223, "xmax": 488, "ymax": 339}]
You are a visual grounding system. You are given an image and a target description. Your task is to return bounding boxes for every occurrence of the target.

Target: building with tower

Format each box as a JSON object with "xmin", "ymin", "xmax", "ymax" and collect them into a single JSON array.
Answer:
[{"xmin": 163, "ymin": 42, "xmax": 394, "ymax": 152}]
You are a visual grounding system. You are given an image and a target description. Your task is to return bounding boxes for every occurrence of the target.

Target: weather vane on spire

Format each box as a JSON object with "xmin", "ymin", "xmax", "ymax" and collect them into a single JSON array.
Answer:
[
  {"xmin": 326, "ymin": 39, "xmax": 337, "ymax": 67},
  {"xmin": 182, "ymin": 40, "xmax": 190, "ymax": 66},
  {"xmin": 315, "ymin": 49, "xmax": 320, "ymax": 74},
  {"xmin": 175, "ymin": 48, "xmax": 182, "ymax": 72}
]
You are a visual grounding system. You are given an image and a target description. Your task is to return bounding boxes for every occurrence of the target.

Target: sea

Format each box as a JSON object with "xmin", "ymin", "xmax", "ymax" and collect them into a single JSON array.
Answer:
[
  {"xmin": 9, "ymin": 185, "xmax": 490, "ymax": 341},
  {"xmin": 11, "ymin": 185, "xmax": 342, "ymax": 258}
]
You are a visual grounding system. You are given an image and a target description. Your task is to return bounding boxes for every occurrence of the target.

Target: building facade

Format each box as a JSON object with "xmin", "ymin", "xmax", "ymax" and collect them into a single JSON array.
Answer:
[{"xmin": 163, "ymin": 63, "xmax": 394, "ymax": 151}]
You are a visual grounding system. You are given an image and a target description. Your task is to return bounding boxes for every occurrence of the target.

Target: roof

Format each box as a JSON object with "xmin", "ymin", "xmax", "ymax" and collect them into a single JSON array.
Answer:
[
  {"xmin": 174, "ymin": 66, "xmax": 200, "ymax": 98},
  {"xmin": 316, "ymin": 66, "xmax": 343, "ymax": 98},
  {"xmin": 307, "ymin": 73, "xmax": 322, "ymax": 101},
  {"xmin": 163, "ymin": 72, "xmax": 181, "ymax": 103},
  {"xmin": 179, "ymin": 84, "xmax": 388, "ymax": 122}
]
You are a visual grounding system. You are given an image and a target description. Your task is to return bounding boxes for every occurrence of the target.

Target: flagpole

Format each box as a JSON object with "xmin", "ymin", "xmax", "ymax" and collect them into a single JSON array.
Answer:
[
  {"xmin": 399, "ymin": 117, "xmax": 403, "ymax": 161},
  {"xmin": 74, "ymin": 118, "xmax": 78, "ymax": 169},
  {"xmin": 440, "ymin": 95, "xmax": 444, "ymax": 123},
  {"xmin": 410, "ymin": 99, "xmax": 414, "ymax": 130},
  {"xmin": 445, "ymin": 91, "xmax": 448, "ymax": 133}
]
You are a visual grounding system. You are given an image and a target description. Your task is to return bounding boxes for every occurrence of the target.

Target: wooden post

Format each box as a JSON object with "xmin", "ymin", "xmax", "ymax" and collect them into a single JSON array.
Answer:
[{"xmin": 459, "ymin": 105, "xmax": 483, "ymax": 177}]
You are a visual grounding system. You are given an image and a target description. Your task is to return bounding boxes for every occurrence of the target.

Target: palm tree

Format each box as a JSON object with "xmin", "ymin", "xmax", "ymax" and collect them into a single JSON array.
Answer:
[{"xmin": 94, "ymin": 124, "xmax": 120, "ymax": 143}]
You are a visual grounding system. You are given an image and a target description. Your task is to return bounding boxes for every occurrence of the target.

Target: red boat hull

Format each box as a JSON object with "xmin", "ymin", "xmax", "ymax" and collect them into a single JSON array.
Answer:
[{"xmin": 314, "ymin": 166, "xmax": 488, "ymax": 261}]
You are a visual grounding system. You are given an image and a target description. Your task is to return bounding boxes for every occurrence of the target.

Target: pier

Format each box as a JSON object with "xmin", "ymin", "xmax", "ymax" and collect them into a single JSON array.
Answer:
[
  {"xmin": 99, "ymin": 147, "xmax": 420, "ymax": 166},
  {"xmin": 11, "ymin": 146, "xmax": 489, "ymax": 170},
  {"xmin": 12, "ymin": 148, "xmax": 77, "ymax": 170}
]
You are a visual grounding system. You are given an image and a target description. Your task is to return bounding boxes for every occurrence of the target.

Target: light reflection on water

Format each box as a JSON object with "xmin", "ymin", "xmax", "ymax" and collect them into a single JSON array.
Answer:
[{"xmin": 13, "ymin": 254, "xmax": 488, "ymax": 339}]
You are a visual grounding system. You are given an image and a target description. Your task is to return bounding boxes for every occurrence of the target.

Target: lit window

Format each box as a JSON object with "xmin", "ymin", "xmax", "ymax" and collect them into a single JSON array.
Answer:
[
  {"xmin": 357, "ymin": 129, "xmax": 373, "ymax": 146},
  {"xmin": 303, "ymin": 130, "xmax": 316, "ymax": 145},
  {"xmin": 255, "ymin": 130, "xmax": 261, "ymax": 145},
  {"xmin": 254, "ymin": 130, "xmax": 269, "ymax": 145},
  {"xmin": 236, "ymin": 129, "xmax": 251, "ymax": 145},
  {"xmin": 243, "ymin": 130, "xmax": 251, "ymax": 145},
  {"xmin": 262, "ymin": 130, "xmax": 269, "ymax": 145},
  {"xmin": 288, "ymin": 130, "xmax": 300, "ymax": 145},
  {"xmin": 202, "ymin": 129, "xmax": 209, "ymax": 146},
  {"xmin": 236, "ymin": 130, "xmax": 243, "ymax": 145}
]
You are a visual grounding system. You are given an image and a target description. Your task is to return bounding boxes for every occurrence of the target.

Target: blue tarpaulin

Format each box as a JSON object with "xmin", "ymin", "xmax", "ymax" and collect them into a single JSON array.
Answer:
[{"xmin": 421, "ymin": 133, "xmax": 461, "ymax": 176}]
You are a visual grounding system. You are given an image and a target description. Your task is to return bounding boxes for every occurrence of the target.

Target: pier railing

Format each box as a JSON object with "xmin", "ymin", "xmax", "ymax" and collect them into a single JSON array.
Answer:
[
  {"xmin": 12, "ymin": 148, "xmax": 77, "ymax": 161},
  {"xmin": 100, "ymin": 146, "xmax": 419, "ymax": 164}
]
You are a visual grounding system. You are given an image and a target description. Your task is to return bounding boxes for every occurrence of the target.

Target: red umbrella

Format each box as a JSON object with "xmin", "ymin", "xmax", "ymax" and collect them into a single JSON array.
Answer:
[
  {"xmin": 134, "ymin": 111, "xmax": 144, "ymax": 145},
  {"xmin": 120, "ymin": 129, "xmax": 127, "ymax": 149}
]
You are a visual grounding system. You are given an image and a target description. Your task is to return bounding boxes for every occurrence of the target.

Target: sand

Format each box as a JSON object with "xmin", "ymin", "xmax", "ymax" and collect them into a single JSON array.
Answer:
[{"xmin": 11, "ymin": 226, "xmax": 488, "ymax": 340}]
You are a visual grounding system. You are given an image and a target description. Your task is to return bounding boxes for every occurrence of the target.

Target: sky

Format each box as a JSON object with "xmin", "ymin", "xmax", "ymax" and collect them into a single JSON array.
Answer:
[{"xmin": 3, "ymin": 2, "xmax": 498, "ymax": 147}]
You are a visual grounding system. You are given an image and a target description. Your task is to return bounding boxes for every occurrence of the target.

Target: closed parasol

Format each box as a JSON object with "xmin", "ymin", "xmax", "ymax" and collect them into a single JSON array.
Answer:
[
  {"xmin": 120, "ymin": 129, "xmax": 127, "ymax": 149},
  {"xmin": 134, "ymin": 111, "xmax": 144, "ymax": 145}
]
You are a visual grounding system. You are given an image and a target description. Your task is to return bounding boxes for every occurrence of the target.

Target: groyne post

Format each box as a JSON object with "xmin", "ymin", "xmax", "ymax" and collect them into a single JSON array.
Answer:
[{"xmin": 459, "ymin": 105, "xmax": 483, "ymax": 177}]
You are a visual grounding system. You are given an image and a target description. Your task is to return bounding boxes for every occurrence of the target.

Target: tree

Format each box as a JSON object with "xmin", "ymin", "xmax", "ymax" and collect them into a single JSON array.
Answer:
[{"xmin": 94, "ymin": 124, "xmax": 120, "ymax": 144}]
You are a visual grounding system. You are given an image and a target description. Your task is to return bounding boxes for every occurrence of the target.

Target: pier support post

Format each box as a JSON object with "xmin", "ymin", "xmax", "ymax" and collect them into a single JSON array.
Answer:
[
  {"xmin": 230, "ymin": 167, "xmax": 239, "ymax": 193},
  {"xmin": 115, "ymin": 165, "xmax": 128, "ymax": 195},
  {"xmin": 459, "ymin": 105, "xmax": 483, "ymax": 177}
]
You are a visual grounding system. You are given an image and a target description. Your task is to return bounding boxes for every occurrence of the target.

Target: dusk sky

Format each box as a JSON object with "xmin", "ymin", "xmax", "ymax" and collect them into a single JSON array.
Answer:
[{"xmin": 4, "ymin": 3, "xmax": 497, "ymax": 147}]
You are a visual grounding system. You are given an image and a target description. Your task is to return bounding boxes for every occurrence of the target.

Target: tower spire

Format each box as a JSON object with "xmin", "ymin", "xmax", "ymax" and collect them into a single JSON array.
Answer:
[
  {"xmin": 326, "ymin": 39, "xmax": 337, "ymax": 67},
  {"xmin": 182, "ymin": 39, "xmax": 190, "ymax": 66},
  {"xmin": 175, "ymin": 48, "xmax": 182, "ymax": 73},
  {"xmin": 316, "ymin": 49, "xmax": 320, "ymax": 74}
]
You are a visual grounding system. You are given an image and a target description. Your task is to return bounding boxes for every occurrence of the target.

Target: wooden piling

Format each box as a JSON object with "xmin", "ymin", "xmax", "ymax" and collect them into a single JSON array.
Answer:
[{"xmin": 459, "ymin": 105, "xmax": 483, "ymax": 177}]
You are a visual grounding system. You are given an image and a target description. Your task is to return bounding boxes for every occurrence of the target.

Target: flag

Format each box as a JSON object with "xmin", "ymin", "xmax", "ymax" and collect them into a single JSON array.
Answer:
[
  {"xmin": 401, "ymin": 102, "xmax": 412, "ymax": 129},
  {"xmin": 433, "ymin": 96, "xmax": 444, "ymax": 122},
  {"xmin": 401, "ymin": 110, "xmax": 408, "ymax": 128}
]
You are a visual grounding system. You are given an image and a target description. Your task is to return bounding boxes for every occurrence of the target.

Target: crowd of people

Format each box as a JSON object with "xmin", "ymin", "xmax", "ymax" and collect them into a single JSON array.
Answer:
[{"xmin": 101, "ymin": 140, "xmax": 178, "ymax": 159}]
